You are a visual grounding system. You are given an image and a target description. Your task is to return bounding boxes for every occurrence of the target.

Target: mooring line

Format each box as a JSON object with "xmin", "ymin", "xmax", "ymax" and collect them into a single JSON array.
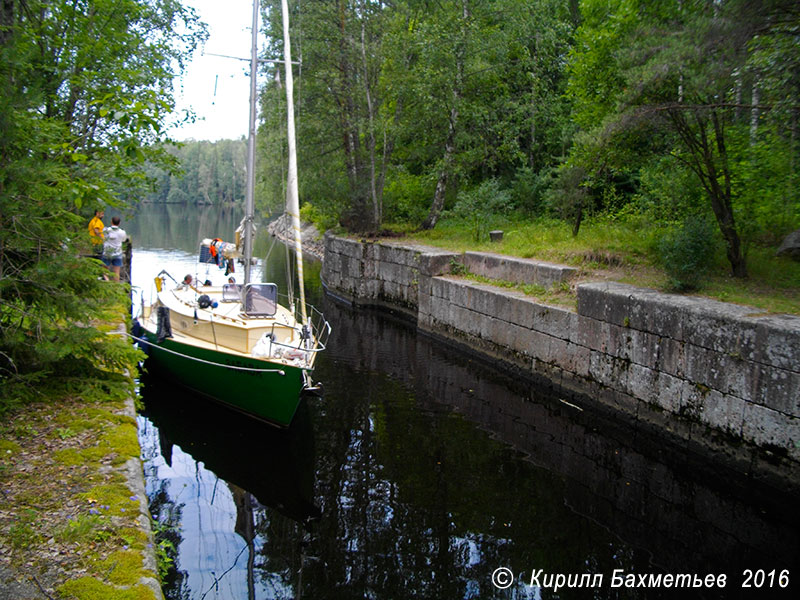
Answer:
[{"xmin": 109, "ymin": 331, "xmax": 287, "ymax": 375}]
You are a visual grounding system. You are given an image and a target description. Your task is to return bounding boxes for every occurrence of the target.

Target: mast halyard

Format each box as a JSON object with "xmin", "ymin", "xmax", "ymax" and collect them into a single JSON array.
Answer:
[
  {"xmin": 243, "ymin": 0, "xmax": 260, "ymax": 286},
  {"xmin": 281, "ymin": 0, "xmax": 307, "ymax": 326}
]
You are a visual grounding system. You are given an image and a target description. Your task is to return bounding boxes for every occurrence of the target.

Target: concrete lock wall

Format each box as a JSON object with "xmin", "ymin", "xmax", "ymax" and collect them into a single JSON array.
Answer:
[{"xmin": 322, "ymin": 234, "xmax": 800, "ymax": 485}]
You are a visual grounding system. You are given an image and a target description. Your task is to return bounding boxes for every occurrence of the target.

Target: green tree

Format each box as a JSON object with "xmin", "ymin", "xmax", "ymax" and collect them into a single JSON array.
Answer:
[
  {"xmin": 143, "ymin": 139, "xmax": 247, "ymax": 206},
  {"xmin": 405, "ymin": 0, "xmax": 576, "ymax": 229},
  {"xmin": 0, "ymin": 0, "xmax": 205, "ymax": 407},
  {"xmin": 258, "ymin": 0, "xmax": 576, "ymax": 233},
  {"xmin": 566, "ymin": 0, "xmax": 800, "ymax": 277},
  {"xmin": 261, "ymin": 0, "xmax": 394, "ymax": 232}
]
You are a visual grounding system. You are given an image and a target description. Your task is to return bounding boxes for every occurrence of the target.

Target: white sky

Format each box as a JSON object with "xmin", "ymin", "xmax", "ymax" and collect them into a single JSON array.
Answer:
[{"xmin": 169, "ymin": 0, "xmax": 261, "ymax": 142}]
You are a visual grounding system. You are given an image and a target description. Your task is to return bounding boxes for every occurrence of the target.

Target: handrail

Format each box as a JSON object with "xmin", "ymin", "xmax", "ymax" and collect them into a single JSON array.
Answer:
[{"xmin": 110, "ymin": 331, "xmax": 288, "ymax": 375}]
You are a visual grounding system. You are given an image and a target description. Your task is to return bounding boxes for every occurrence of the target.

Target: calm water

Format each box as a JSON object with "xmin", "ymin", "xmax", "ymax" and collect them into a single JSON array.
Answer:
[{"xmin": 127, "ymin": 205, "xmax": 799, "ymax": 599}]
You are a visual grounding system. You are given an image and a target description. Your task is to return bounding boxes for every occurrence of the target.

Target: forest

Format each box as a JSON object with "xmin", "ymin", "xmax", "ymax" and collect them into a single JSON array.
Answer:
[
  {"xmin": 1, "ymin": 0, "xmax": 799, "ymax": 404},
  {"xmin": 253, "ymin": 0, "xmax": 799, "ymax": 282},
  {"xmin": 149, "ymin": 0, "xmax": 799, "ymax": 283},
  {"xmin": 143, "ymin": 139, "xmax": 247, "ymax": 205}
]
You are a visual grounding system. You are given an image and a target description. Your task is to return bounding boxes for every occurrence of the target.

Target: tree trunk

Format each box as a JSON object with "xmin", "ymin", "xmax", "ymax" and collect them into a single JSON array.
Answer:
[
  {"xmin": 750, "ymin": 81, "xmax": 761, "ymax": 144},
  {"xmin": 421, "ymin": 106, "xmax": 457, "ymax": 230},
  {"xmin": 360, "ymin": 0, "xmax": 381, "ymax": 231},
  {"xmin": 572, "ymin": 203, "xmax": 583, "ymax": 237},
  {"xmin": 421, "ymin": 0, "xmax": 468, "ymax": 230},
  {"xmin": 336, "ymin": 0, "xmax": 371, "ymax": 231},
  {"xmin": 0, "ymin": 0, "xmax": 14, "ymax": 47},
  {"xmin": 711, "ymin": 109, "xmax": 748, "ymax": 277},
  {"xmin": 670, "ymin": 107, "xmax": 748, "ymax": 278},
  {"xmin": 377, "ymin": 97, "xmax": 402, "ymax": 222}
]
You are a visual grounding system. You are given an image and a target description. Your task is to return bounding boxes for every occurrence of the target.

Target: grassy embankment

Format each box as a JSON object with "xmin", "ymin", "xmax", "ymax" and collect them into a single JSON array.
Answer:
[
  {"xmin": 394, "ymin": 217, "xmax": 800, "ymax": 316},
  {"xmin": 0, "ymin": 313, "xmax": 161, "ymax": 599}
]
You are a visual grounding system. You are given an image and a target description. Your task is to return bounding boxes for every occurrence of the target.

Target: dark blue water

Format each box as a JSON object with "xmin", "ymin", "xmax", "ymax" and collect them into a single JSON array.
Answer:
[{"xmin": 128, "ymin": 205, "xmax": 799, "ymax": 599}]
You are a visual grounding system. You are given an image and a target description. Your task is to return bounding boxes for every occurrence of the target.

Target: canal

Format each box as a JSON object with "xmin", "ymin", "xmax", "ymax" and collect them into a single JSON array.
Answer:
[{"xmin": 126, "ymin": 205, "xmax": 799, "ymax": 599}]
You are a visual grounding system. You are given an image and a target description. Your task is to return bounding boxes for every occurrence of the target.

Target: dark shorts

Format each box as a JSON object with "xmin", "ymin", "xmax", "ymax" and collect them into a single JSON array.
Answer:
[{"xmin": 103, "ymin": 256, "xmax": 123, "ymax": 267}]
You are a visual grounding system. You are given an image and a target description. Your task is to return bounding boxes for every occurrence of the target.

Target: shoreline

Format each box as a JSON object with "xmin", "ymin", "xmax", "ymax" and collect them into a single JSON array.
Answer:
[
  {"xmin": 0, "ymin": 367, "xmax": 162, "ymax": 599},
  {"xmin": 267, "ymin": 214, "xmax": 325, "ymax": 261}
]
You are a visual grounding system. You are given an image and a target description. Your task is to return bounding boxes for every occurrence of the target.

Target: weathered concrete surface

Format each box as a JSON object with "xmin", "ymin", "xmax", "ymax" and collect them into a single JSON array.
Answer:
[
  {"xmin": 323, "ymin": 233, "xmax": 458, "ymax": 318},
  {"xmin": 463, "ymin": 251, "xmax": 577, "ymax": 288},
  {"xmin": 322, "ymin": 235, "xmax": 800, "ymax": 485},
  {"xmin": 122, "ymin": 395, "xmax": 165, "ymax": 600},
  {"xmin": 267, "ymin": 214, "xmax": 325, "ymax": 259}
]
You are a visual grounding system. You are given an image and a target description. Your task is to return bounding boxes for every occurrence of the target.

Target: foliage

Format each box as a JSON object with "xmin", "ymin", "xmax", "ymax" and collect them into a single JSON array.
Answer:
[
  {"xmin": 0, "ymin": 0, "xmax": 204, "ymax": 409},
  {"xmin": 510, "ymin": 166, "xmax": 556, "ymax": 217},
  {"xmin": 656, "ymin": 218, "xmax": 719, "ymax": 291},
  {"xmin": 262, "ymin": 0, "xmax": 392, "ymax": 231},
  {"xmin": 143, "ymin": 0, "xmax": 800, "ymax": 298},
  {"xmin": 300, "ymin": 202, "xmax": 339, "ymax": 233},
  {"xmin": 564, "ymin": 0, "xmax": 800, "ymax": 278},
  {"xmin": 545, "ymin": 165, "xmax": 590, "ymax": 235},
  {"xmin": 566, "ymin": 0, "xmax": 636, "ymax": 131},
  {"xmin": 446, "ymin": 179, "xmax": 514, "ymax": 241},
  {"xmin": 383, "ymin": 167, "xmax": 435, "ymax": 224},
  {"xmin": 151, "ymin": 519, "xmax": 178, "ymax": 581},
  {"xmin": 726, "ymin": 127, "xmax": 800, "ymax": 246},
  {"xmin": 258, "ymin": 0, "xmax": 577, "ymax": 232},
  {"xmin": 635, "ymin": 156, "xmax": 704, "ymax": 222}
]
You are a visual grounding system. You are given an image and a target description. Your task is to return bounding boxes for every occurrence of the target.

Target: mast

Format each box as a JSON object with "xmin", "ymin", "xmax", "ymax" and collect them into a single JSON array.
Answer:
[
  {"xmin": 243, "ymin": 0, "xmax": 260, "ymax": 286},
  {"xmin": 282, "ymin": 0, "xmax": 307, "ymax": 325}
]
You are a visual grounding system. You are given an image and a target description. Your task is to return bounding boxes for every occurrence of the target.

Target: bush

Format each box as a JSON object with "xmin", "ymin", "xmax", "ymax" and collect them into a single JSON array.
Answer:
[
  {"xmin": 510, "ymin": 166, "xmax": 553, "ymax": 216},
  {"xmin": 446, "ymin": 179, "xmax": 513, "ymax": 242},
  {"xmin": 383, "ymin": 168, "xmax": 434, "ymax": 224},
  {"xmin": 656, "ymin": 218, "xmax": 718, "ymax": 291},
  {"xmin": 299, "ymin": 201, "xmax": 339, "ymax": 232}
]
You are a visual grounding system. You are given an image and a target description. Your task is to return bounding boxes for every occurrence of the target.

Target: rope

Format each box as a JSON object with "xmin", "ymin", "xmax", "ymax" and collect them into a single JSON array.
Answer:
[{"xmin": 111, "ymin": 331, "xmax": 287, "ymax": 375}]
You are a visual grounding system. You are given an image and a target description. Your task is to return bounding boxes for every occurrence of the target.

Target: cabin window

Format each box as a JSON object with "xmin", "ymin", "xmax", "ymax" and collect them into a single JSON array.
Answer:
[
  {"xmin": 222, "ymin": 284, "xmax": 243, "ymax": 303},
  {"xmin": 243, "ymin": 283, "xmax": 278, "ymax": 316}
]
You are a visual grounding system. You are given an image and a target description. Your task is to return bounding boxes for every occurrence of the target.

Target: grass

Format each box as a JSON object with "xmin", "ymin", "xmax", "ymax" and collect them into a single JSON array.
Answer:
[
  {"xmin": 398, "ymin": 215, "xmax": 800, "ymax": 315},
  {"xmin": 461, "ymin": 271, "xmax": 577, "ymax": 309}
]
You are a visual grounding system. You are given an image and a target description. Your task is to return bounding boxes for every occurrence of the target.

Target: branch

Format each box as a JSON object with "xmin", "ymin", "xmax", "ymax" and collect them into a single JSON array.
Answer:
[{"xmin": 634, "ymin": 101, "xmax": 782, "ymax": 114}]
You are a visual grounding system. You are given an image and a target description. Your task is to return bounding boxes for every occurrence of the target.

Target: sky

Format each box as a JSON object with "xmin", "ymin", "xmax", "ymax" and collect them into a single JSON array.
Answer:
[{"xmin": 169, "ymin": 0, "xmax": 262, "ymax": 142}]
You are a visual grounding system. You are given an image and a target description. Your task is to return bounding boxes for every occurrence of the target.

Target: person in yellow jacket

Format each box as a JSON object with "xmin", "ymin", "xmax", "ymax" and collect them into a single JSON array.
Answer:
[{"xmin": 88, "ymin": 209, "xmax": 104, "ymax": 258}]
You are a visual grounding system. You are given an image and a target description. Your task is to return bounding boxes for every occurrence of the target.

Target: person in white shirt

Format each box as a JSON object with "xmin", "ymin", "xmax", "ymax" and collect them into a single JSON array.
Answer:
[{"xmin": 102, "ymin": 216, "xmax": 129, "ymax": 282}]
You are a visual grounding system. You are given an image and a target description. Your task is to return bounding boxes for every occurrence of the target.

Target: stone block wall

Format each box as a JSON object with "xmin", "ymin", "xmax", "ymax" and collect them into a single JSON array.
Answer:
[
  {"xmin": 322, "ymin": 235, "xmax": 800, "ymax": 478},
  {"xmin": 462, "ymin": 251, "xmax": 577, "ymax": 289},
  {"xmin": 322, "ymin": 233, "xmax": 457, "ymax": 316},
  {"xmin": 576, "ymin": 282, "xmax": 800, "ymax": 458}
]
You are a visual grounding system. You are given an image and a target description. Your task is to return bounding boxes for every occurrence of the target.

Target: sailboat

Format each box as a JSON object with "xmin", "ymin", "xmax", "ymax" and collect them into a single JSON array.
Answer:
[{"xmin": 135, "ymin": 0, "xmax": 329, "ymax": 427}]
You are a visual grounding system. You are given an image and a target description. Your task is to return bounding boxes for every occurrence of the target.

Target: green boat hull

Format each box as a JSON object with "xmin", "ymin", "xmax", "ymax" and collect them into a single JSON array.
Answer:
[{"xmin": 141, "ymin": 332, "xmax": 306, "ymax": 427}]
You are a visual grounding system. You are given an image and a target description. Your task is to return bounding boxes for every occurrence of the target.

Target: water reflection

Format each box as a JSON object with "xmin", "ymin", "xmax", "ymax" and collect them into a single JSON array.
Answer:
[
  {"xmin": 126, "ymin": 203, "xmax": 242, "ymax": 254},
  {"xmin": 133, "ymin": 205, "xmax": 799, "ymax": 599},
  {"xmin": 316, "ymin": 300, "xmax": 800, "ymax": 594},
  {"xmin": 139, "ymin": 373, "xmax": 318, "ymax": 599}
]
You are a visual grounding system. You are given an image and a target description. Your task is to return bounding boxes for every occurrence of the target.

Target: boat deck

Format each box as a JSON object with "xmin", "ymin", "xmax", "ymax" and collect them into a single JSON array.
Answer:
[{"xmin": 142, "ymin": 283, "xmax": 318, "ymax": 370}]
